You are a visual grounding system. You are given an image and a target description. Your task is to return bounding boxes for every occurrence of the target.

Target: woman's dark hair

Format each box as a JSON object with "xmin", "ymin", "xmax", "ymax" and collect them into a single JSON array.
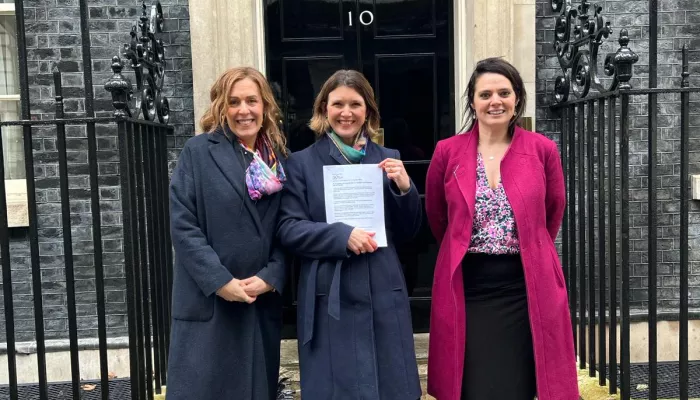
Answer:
[{"xmin": 461, "ymin": 57, "xmax": 527, "ymax": 133}]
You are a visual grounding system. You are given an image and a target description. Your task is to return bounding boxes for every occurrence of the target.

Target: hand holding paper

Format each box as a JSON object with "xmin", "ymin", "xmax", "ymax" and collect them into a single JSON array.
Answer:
[
  {"xmin": 378, "ymin": 158, "xmax": 410, "ymax": 193},
  {"xmin": 347, "ymin": 228, "xmax": 378, "ymax": 255},
  {"xmin": 323, "ymin": 164, "xmax": 388, "ymax": 247}
]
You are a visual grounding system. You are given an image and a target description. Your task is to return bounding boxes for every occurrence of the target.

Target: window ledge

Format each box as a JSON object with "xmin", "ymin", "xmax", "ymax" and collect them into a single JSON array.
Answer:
[
  {"xmin": 5, "ymin": 179, "xmax": 28, "ymax": 228},
  {"xmin": 0, "ymin": 3, "xmax": 15, "ymax": 15}
]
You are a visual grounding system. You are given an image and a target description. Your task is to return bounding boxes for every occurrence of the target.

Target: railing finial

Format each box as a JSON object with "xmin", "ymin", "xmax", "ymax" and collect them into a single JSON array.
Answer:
[
  {"xmin": 613, "ymin": 29, "xmax": 639, "ymax": 90},
  {"xmin": 52, "ymin": 64, "xmax": 64, "ymax": 118},
  {"xmin": 104, "ymin": 55, "xmax": 133, "ymax": 119},
  {"xmin": 104, "ymin": 1, "xmax": 169, "ymax": 123},
  {"xmin": 681, "ymin": 44, "xmax": 689, "ymax": 88},
  {"xmin": 550, "ymin": 0, "xmax": 637, "ymax": 102}
]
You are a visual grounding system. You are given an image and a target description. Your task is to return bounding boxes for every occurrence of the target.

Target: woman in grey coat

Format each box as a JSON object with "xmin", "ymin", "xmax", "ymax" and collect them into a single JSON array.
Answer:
[
  {"xmin": 167, "ymin": 67, "xmax": 288, "ymax": 400},
  {"xmin": 278, "ymin": 70, "xmax": 422, "ymax": 399}
]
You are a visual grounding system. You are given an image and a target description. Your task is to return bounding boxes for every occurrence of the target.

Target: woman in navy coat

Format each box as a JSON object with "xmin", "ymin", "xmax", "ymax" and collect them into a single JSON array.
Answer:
[
  {"xmin": 278, "ymin": 70, "xmax": 423, "ymax": 399},
  {"xmin": 167, "ymin": 67, "xmax": 288, "ymax": 400}
]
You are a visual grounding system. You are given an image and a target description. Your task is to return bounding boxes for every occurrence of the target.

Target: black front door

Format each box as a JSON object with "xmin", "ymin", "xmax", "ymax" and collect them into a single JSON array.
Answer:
[{"xmin": 264, "ymin": 0, "xmax": 454, "ymax": 336}]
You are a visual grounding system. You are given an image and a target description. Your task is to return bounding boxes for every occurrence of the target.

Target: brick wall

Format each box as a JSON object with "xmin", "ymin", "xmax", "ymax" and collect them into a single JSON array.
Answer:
[
  {"xmin": 0, "ymin": 0, "xmax": 192, "ymax": 343},
  {"xmin": 536, "ymin": 0, "xmax": 700, "ymax": 310},
  {"xmin": 4, "ymin": 0, "xmax": 699, "ymax": 344}
]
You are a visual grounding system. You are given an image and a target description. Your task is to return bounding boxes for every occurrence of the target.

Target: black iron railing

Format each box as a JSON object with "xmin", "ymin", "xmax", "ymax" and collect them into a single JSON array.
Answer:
[
  {"xmin": 550, "ymin": 1, "xmax": 698, "ymax": 399},
  {"xmin": 0, "ymin": 83, "xmax": 173, "ymax": 400},
  {"xmin": 1, "ymin": 1, "xmax": 172, "ymax": 400},
  {"xmin": 116, "ymin": 115, "xmax": 173, "ymax": 400}
]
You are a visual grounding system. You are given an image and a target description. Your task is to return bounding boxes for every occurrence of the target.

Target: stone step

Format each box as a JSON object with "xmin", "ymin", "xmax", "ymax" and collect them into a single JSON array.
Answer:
[
  {"xmin": 278, "ymin": 371, "xmax": 433, "ymax": 399},
  {"xmin": 279, "ymin": 333, "xmax": 434, "ymax": 399},
  {"xmin": 279, "ymin": 334, "xmax": 592, "ymax": 400}
]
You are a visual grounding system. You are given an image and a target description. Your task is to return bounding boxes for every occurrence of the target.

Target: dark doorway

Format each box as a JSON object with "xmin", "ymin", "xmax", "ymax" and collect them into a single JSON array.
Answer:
[{"xmin": 264, "ymin": 0, "xmax": 454, "ymax": 335}]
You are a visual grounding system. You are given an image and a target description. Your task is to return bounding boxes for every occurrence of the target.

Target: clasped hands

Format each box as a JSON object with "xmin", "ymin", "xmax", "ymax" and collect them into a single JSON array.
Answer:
[
  {"xmin": 216, "ymin": 276, "xmax": 273, "ymax": 303},
  {"xmin": 220, "ymin": 159, "xmax": 409, "ymax": 296}
]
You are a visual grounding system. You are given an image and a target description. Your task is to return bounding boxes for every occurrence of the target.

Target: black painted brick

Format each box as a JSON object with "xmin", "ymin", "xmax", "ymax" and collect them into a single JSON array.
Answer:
[
  {"xmin": 536, "ymin": 0, "xmax": 700, "ymax": 310},
  {"xmin": 1, "ymin": 0, "xmax": 192, "ymax": 342}
]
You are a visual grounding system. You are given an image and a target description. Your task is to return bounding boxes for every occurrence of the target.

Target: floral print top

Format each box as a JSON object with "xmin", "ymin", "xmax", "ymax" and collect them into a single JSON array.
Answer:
[{"xmin": 467, "ymin": 153, "xmax": 520, "ymax": 254}]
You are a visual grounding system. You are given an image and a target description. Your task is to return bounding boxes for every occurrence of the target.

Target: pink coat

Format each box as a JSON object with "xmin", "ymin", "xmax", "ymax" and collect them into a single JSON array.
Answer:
[{"xmin": 425, "ymin": 125, "xmax": 579, "ymax": 400}]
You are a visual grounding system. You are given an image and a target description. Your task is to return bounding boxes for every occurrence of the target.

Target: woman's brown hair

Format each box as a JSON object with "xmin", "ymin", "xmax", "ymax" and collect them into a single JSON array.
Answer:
[
  {"xmin": 308, "ymin": 70, "xmax": 381, "ymax": 141},
  {"xmin": 200, "ymin": 67, "xmax": 287, "ymax": 155},
  {"xmin": 461, "ymin": 57, "xmax": 527, "ymax": 133}
]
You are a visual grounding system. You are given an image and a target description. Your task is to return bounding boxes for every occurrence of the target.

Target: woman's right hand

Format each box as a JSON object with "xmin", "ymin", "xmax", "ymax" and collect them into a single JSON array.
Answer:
[
  {"xmin": 216, "ymin": 278, "xmax": 256, "ymax": 303},
  {"xmin": 347, "ymin": 228, "xmax": 378, "ymax": 255}
]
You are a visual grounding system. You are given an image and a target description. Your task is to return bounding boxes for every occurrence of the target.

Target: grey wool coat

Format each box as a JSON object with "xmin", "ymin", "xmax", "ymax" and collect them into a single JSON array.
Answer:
[
  {"xmin": 278, "ymin": 135, "xmax": 422, "ymax": 400},
  {"xmin": 166, "ymin": 128, "xmax": 287, "ymax": 400}
]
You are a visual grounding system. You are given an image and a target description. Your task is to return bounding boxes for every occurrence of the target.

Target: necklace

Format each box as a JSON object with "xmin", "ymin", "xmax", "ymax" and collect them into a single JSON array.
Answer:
[
  {"xmin": 479, "ymin": 147, "xmax": 496, "ymax": 161},
  {"xmin": 478, "ymin": 140, "xmax": 505, "ymax": 161}
]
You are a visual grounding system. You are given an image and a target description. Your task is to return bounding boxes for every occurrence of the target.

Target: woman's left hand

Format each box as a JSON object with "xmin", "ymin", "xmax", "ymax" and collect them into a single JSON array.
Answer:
[
  {"xmin": 379, "ymin": 158, "xmax": 410, "ymax": 193},
  {"xmin": 241, "ymin": 276, "xmax": 274, "ymax": 296}
]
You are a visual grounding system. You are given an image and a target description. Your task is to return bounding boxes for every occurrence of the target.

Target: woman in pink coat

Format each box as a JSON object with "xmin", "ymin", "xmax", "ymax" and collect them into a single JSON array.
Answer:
[{"xmin": 425, "ymin": 58, "xmax": 578, "ymax": 400}]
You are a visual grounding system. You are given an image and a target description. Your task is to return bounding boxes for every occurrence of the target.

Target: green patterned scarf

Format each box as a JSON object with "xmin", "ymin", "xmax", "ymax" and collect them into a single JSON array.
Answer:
[{"xmin": 327, "ymin": 130, "xmax": 367, "ymax": 164}]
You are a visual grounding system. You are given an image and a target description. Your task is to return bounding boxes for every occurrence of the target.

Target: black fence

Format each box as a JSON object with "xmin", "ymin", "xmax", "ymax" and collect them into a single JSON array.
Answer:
[
  {"xmin": 0, "ymin": 112, "xmax": 173, "ymax": 400},
  {"xmin": 115, "ymin": 115, "xmax": 173, "ymax": 400},
  {"xmin": 1, "ymin": 1, "xmax": 173, "ymax": 399},
  {"xmin": 550, "ymin": 1, "xmax": 699, "ymax": 399}
]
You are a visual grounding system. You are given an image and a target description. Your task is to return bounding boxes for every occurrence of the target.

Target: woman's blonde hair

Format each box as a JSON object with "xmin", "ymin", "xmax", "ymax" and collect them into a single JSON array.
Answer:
[
  {"xmin": 308, "ymin": 70, "xmax": 380, "ymax": 141},
  {"xmin": 200, "ymin": 67, "xmax": 287, "ymax": 155}
]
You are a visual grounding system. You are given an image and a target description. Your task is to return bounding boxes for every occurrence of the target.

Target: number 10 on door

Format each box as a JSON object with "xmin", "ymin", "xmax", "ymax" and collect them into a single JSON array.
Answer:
[{"xmin": 348, "ymin": 11, "xmax": 374, "ymax": 26}]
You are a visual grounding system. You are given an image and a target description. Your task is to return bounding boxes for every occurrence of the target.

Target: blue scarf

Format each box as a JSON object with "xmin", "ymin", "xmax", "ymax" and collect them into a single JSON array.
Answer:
[{"xmin": 327, "ymin": 130, "xmax": 367, "ymax": 164}]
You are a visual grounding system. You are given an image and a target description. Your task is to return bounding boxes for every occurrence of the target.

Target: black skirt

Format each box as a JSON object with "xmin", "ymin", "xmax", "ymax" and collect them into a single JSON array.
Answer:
[{"xmin": 461, "ymin": 253, "xmax": 537, "ymax": 400}]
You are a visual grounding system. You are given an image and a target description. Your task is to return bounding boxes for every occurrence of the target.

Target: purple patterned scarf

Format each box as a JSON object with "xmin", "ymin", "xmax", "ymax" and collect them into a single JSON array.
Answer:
[{"xmin": 238, "ymin": 133, "xmax": 286, "ymax": 200}]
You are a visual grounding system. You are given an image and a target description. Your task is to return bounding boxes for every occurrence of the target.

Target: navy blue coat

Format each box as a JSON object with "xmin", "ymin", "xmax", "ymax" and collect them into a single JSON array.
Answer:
[
  {"xmin": 167, "ymin": 129, "xmax": 287, "ymax": 400},
  {"xmin": 278, "ymin": 135, "xmax": 422, "ymax": 399}
]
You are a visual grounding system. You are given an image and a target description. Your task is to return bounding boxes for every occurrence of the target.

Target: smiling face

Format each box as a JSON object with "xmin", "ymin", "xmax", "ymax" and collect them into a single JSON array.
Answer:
[
  {"xmin": 226, "ymin": 77, "xmax": 264, "ymax": 147},
  {"xmin": 325, "ymin": 85, "xmax": 367, "ymax": 143},
  {"xmin": 471, "ymin": 72, "xmax": 518, "ymax": 131}
]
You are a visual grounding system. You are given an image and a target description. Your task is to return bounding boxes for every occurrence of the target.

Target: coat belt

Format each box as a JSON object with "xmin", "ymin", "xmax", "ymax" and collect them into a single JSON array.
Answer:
[{"xmin": 302, "ymin": 259, "xmax": 343, "ymax": 345}]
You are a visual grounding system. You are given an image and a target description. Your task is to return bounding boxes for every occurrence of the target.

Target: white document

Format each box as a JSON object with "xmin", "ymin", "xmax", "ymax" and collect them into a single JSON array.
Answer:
[{"xmin": 323, "ymin": 164, "xmax": 387, "ymax": 247}]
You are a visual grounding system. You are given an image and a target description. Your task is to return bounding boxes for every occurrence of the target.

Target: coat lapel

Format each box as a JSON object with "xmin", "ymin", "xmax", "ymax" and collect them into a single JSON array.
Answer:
[
  {"xmin": 208, "ymin": 131, "xmax": 246, "ymax": 199},
  {"xmin": 454, "ymin": 129, "xmax": 478, "ymax": 218},
  {"xmin": 499, "ymin": 126, "xmax": 525, "ymax": 234},
  {"xmin": 207, "ymin": 130, "xmax": 264, "ymax": 235},
  {"xmin": 329, "ymin": 145, "xmax": 348, "ymax": 165},
  {"xmin": 312, "ymin": 134, "xmax": 345, "ymax": 165},
  {"xmin": 362, "ymin": 140, "xmax": 383, "ymax": 165}
]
